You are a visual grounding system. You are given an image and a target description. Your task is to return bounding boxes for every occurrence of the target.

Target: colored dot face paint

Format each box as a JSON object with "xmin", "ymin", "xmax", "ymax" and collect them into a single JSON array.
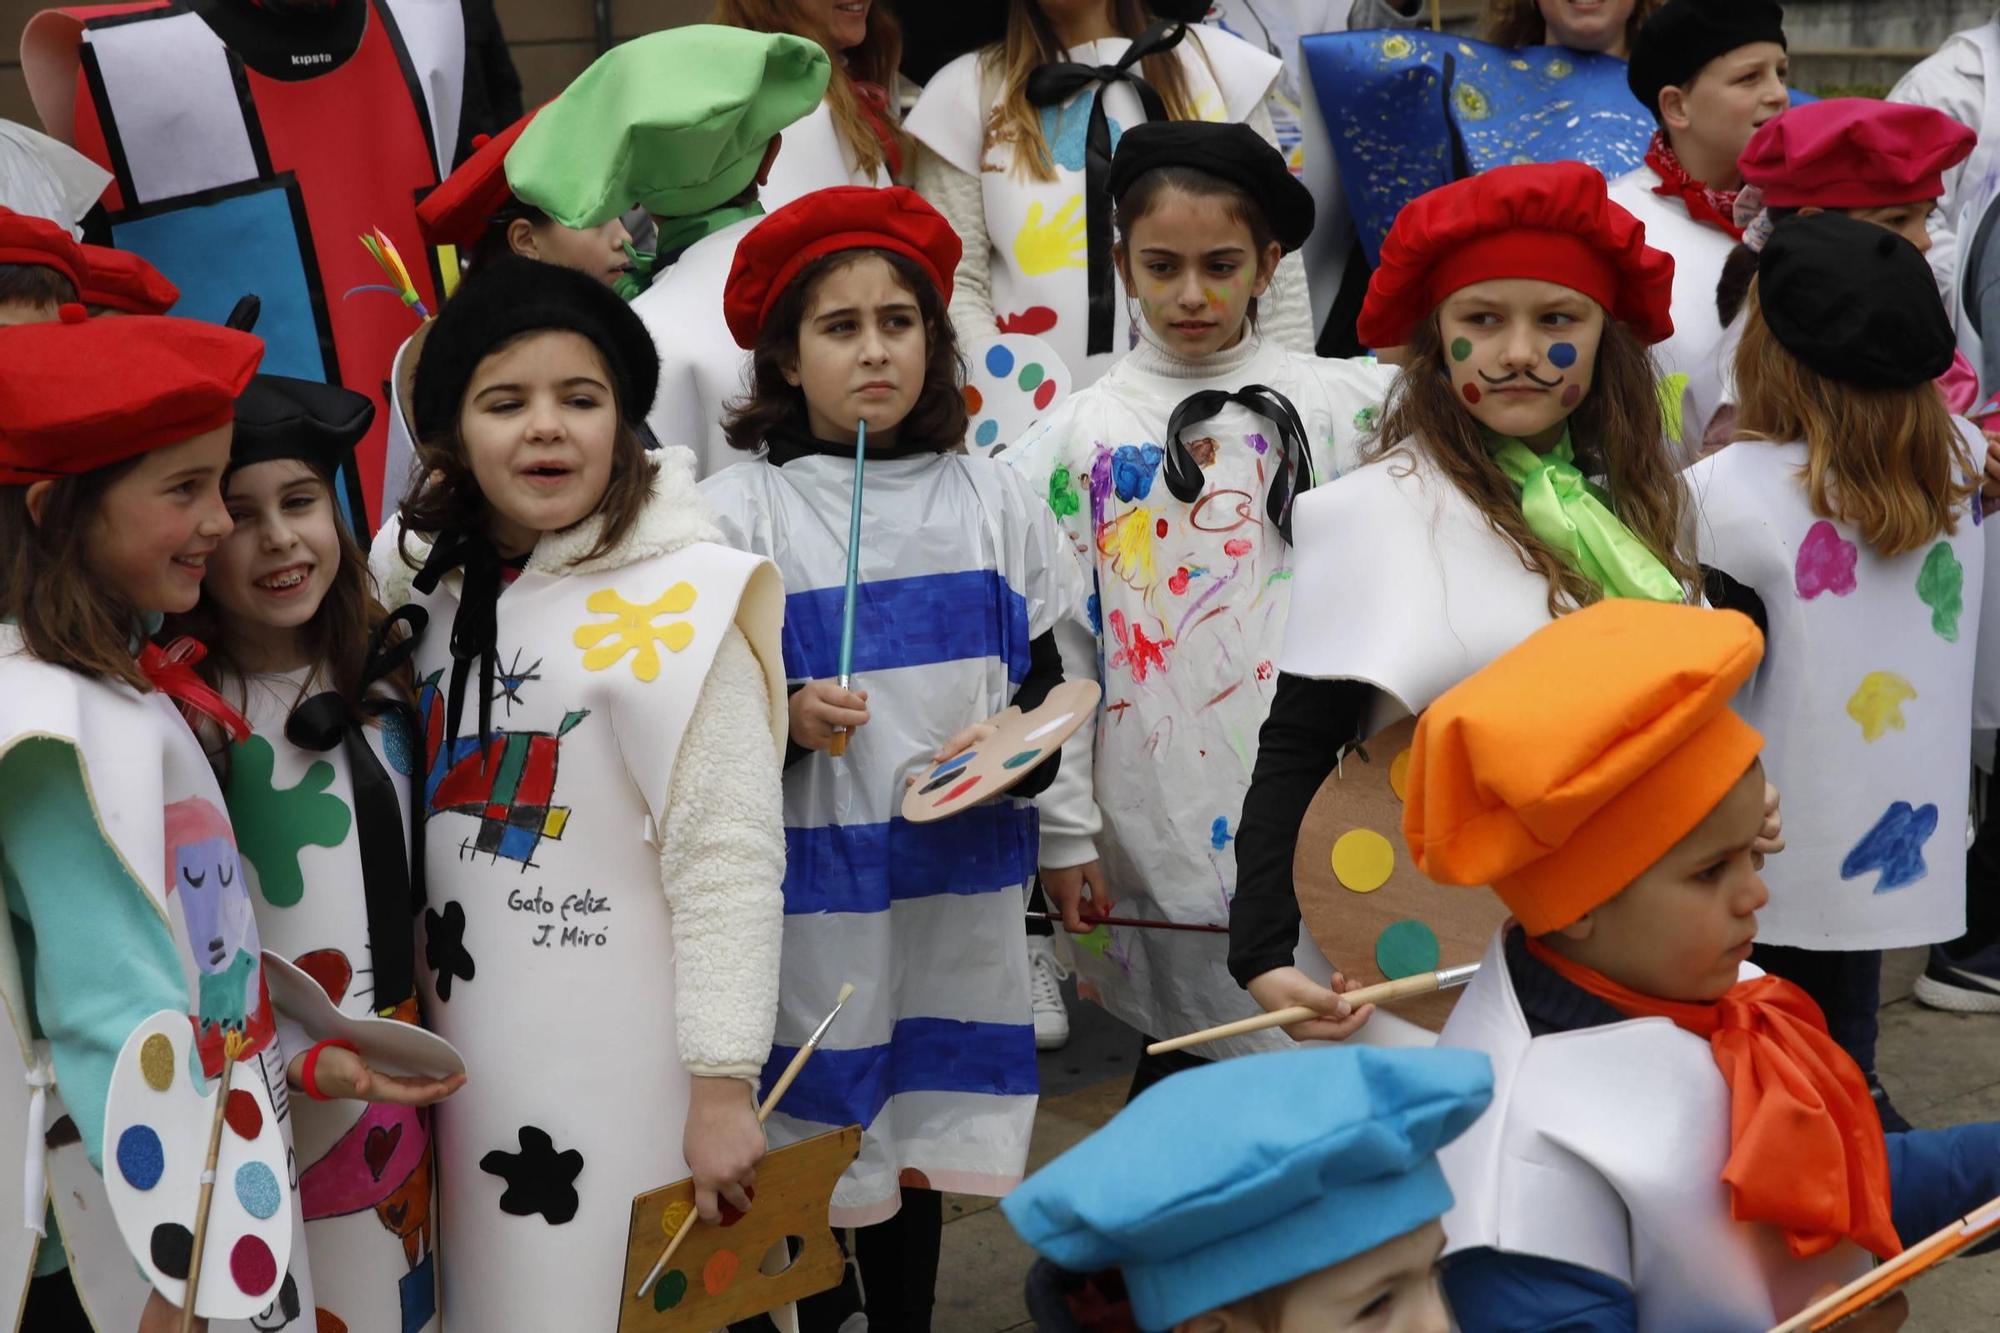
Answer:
[
  {"xmin": 1561, "ymin": 385, "xmax": 1582, "ymax": 407},
  {"xmin": 1461, "ymin": 383, "xmax": 1482, "ymax": 404},
  {"xmin": 1548, "ymin": 341, "xmax": 1578, "ymax": 369},
  {"xmin": 1449, "ymin": 337, "xmax": 1473, "ymax": 363}
]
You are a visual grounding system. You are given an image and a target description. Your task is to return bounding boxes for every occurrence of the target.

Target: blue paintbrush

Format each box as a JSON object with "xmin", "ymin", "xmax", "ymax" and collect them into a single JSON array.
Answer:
[{"xmin": 829, "ymin": 419, "xmax": 866, "ymax": 757}]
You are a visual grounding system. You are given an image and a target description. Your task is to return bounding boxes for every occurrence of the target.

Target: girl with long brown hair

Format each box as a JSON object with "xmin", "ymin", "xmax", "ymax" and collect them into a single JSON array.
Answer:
[
  {"xmin": 712, "ymin": 0, "xmax": 909, "ymax": 189},
  {"xmin": 1226, "ymin": 163, "xmax": 1713, "ymax": 1044},
  {"xmin": 905, "ymin": 0, "xmax": 1316, "ymax": 394},
  {"xmin": 1690, "ymin": 212, "xmax": 1984, "ymax": 1127},
  {"xmin": 1481, "ymin": 0, "xmax": 1658, "ymax": 58},
  {"xmin": 163, "ymin": 375, "xmax": 464, "ymax": 1333}
]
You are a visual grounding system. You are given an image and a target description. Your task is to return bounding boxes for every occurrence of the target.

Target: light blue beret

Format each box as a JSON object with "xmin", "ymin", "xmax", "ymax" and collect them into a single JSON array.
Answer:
[{"xmin": 1000, "ymin": 1045, "xmax": 1493, "ymax": 1331}]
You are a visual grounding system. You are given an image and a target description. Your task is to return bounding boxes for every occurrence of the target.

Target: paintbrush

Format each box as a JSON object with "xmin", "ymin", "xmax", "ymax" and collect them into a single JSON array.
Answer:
[
  {"xmin": 633, "ymin": 983, "xmax": 857, "ymax": 1301},
  {"xmin": 1025, "ymin": 912, "xmax": 1227, "ymax": 935},
  {"xmin": 1145, "ymin": 964, "xmax": 1481, "ymax": 1055},
  {"xmin": 828, "ymin": 420, "xmax": 867, "ymax": 758},
  {"xmin": 179, "ymin": 1030, "xmax": 248, "ymax": 1332}
]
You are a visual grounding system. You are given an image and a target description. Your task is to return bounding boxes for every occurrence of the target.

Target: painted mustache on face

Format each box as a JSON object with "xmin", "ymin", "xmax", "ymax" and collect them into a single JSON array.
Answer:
[{"xmin": 1477, "ymin": 368, "xmax": 1565, "ymax": 388}]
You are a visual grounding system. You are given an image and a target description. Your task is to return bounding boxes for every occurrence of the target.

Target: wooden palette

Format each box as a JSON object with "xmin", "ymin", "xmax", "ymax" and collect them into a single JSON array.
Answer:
[
  {"xmin": 962, "ymin": 333, "xmax": 1069, "ymax": 456},
  {"xmin": 102, "ymin": 1010, "xmax": 293, "ymax": 1320},
  {"xmin": 1293, "ymin": 715, "xmax": 1508, "ymax": 1031},
  {"xmin": 617, "ymin": 1125, "xmax": 862, "ymax": 1331},
  {"xmin": 899, "ymin": 680, "xmax": 1101, "ymax": 824}
]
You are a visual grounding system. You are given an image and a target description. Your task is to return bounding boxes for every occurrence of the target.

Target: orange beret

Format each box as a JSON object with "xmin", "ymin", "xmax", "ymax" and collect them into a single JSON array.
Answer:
[
  {"xmin": 78, "ymin": 244, "xmax": 179, "ymax": 314},
  {"xmin": 0, "ymin": 205, "xmax": 86, "ymax": 294},
  {"xmin": 1402, "ymin": 601, "xmax": 1765, "ymax": 934},
  {"xmin": 0, "ymin": 309, "xmax": 263, "ymax": 484}
]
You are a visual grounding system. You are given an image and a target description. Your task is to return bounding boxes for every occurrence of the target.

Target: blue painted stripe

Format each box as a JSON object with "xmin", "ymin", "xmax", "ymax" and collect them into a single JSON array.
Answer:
[
  {"xmin": 783, "ymin": 570, "xmax": 1032, "ymax": 684},
  {"xmin": 783, "ymin": 805, "xmax": 1037, "ymax": 915},
  {"xmin": 761, "ymin": 1017, "xmax": 1038, "ymax": 1129}
]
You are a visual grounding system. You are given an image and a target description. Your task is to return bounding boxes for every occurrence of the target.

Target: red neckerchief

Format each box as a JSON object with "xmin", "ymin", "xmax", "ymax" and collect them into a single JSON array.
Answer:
[
  {"xmin": 1646, "ymin": 131, "xmax": 1746, "ymax": 240},
  {"xmin": 851, "ymin": 80, "xmax": 906, "ymax": 178},
  {"xmin": 1523, "ymin": 933, "xmax": 1900, "ymax": 1261},
  {"xmin": 141, "ymin": 637, "xmax": 252, "ymax": 743}
]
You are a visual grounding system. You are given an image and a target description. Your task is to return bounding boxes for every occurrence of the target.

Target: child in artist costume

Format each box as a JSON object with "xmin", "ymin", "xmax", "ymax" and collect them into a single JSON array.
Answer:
[
  {"xmin": 0, "ymin": 204, "xmax": 83, "ymax": 325},
  {"xmin": 171, "ymin": 376, "xmax": 463, "ymax": 1333},
  {"xmin": 1004, "ymin": 120, "xmax": 1393, "ymax": 1066},
  {"xmin": 1003, "ymin": 1044, "xmax": 1492, "ymax": 1333},
  {"xmin": 1690, "ymin": 213, "xmax": 1988, "ymax": 1131},
  {"xmin": 1411, "ymin": 599, "xmax": 2000, "ymax": 1330},
  {"xmin": 1228, "ymin": 161, "xmax": 1700, "ymax": 1043},
  {"xmin": 0, "ymin": 312, "xmax": 313, "ymax": 1329},
  {"xmin": 372, "ymin": 257, "xmax": 788, "ymax": 1330},
  {"xmin": 1609, "ymin": 0, "xmax": 1790, "ymax": 454},
  {"xmin": 1712, "ymin": 99, "xmax": 1985, "ymax": 442},
  {"xmin": 700, "ymin": 185, "xmax": 1086, "ymax": 1333},
  {"xmin": 906, "ymin": 2, "xmax": 1312, "ymax": 391}
]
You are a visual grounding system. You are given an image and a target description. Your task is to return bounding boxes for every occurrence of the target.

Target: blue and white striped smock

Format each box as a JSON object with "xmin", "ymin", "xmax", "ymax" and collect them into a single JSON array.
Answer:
[{"xmin": 702, "ymin": 449, "xmax": 1088, "ymax": 1225}]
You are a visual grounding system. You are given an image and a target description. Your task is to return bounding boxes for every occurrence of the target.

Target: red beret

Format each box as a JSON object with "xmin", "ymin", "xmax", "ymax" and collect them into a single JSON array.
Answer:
[
  {"xmin": 1739, "ymin": 99, "xmax": 1975, "ymax": 210},
  {"xmin": 0, "ymin": 206, "xmax": 86, "ymax": 295},
  {"xmin": 78, "ymin": 244, "xmax": 179, "ymax": 315},
  {"xmin": 724, "ymin": 186, "xmax": 961, "ymax": 349},
  {"xmin": 1357, "ymin": 162, "xmax": 1677, "ymax": 349},
  {"xmin": 418, "ymin": 108, "xmax": 540, "ymax": 249},
  {"xmin": 0, "ymin": 309, "xmax": 263, "ymax": 484}
]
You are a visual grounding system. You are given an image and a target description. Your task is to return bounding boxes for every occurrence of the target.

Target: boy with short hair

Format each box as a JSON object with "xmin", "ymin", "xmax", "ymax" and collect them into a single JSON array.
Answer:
[
  {"xmin": 0, "ymin": 206, "xmax": 83, "ymax": 326},
  {"xmin": 1410, "ymin": 600, "xmax": 2000, "ymax": 1331},
  {"xmin": 1003, "ymin": 1044, "xmax": 1493, "ymax": 1333},
  {"xmin": 1610, "ymin": 0, "xmax": 1789, "ymax": 452}
]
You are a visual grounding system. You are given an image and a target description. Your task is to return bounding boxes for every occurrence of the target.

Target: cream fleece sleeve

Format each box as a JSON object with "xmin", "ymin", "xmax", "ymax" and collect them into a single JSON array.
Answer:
[
  {"xmin": 659, "ymin": 624, "xmax": 787, "ymax": 1079},
  {"xmin": 1246, "ymin": 101, "xmax": 1317, "ymax": 355},
  {"xmin": 914, "ymin": 142, "xmax": 1000, "ymax": 347}
]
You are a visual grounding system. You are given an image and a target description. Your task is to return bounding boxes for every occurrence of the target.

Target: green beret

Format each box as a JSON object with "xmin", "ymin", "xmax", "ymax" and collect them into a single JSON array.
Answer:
[{"xmin": 506, "ymin": 26, "xmax": 831, "ymax": 228}]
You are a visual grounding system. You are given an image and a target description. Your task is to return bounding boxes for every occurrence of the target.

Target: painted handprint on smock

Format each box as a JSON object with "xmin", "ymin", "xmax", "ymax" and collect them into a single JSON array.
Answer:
[{"xmin": 1014, "ymin": 196, "xmax": 1088, "ymax": 276}]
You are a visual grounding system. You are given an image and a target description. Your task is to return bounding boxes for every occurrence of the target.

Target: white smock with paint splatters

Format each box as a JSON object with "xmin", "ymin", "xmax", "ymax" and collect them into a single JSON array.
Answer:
[
  {"xmin": 1004, "ymin": 331, "xmax": 1393, "ymax": 1053},
  {"xmin": 1689, "ymin": 430, "xmax": 1994, "ymax": 949}
]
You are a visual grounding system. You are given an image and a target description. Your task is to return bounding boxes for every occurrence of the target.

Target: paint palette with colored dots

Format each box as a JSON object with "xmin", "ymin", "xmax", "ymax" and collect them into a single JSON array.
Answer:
[
  {"xmin": 102, "ymin": 1010, "xmax": 293, "ymax": 1319},
  {"xmin": 1292, "ymin": 715, "xmax": 1509, "ymax": 1031},
  {"xmin": 899, "ymin": 680, "xmax": 1102, "ymax": 825},
  {"xmin": 962, "ymin": 333, "xmax": 1070, "ymax": 456},
  {"xmin": 618, "ymin": 1124, "xmax": 862, "ymax": 1330}
]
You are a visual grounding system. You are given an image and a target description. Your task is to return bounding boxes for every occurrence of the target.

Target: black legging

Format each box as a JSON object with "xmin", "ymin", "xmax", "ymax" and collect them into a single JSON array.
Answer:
[{"xmin": 782, "ymin": 1187, "xmax": 946, "ymax": 1333}]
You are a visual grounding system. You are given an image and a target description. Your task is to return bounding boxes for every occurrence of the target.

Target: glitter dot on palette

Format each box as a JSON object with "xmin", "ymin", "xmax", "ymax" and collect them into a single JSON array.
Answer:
[
  {"xmin": 986, "ymin": 344, "xmax": 1014, "ymax": 378},
  {"xmin": 933, "ymin": 774, "xmax": 982, "ymax": 807},
  {"xmin": 1017, "ymin": 362, "xmax": 1045, "ymax": 392},
  {"xmin": 976, "ymin": 419, "xmax": 999, "ymax": 447},
  {"xmin": 229, "ymin": 1234, "xmax": 277, "ymax": 1297},
  {"xmin": 225, "ymin": 1088, "xmax": 263, "ymax": 1141},
  {"xmin": 963, "ymin": 385, "xmax": 984, "ymax": 414},
  {"xmin": 235, "ymin": 1160, "xmax": 281, "ymax": 1220},
  {"xmin": 1376, "ymin": 919, "xmax": 1441, "ymax": 979},
  {"xmin": 139, "ymin": 1033, "xmax": 175, "ymax": 1091},
  {"xmin": 659, "ymin": 1199, "xmax": 694, "ymax": 1239},
  {"xmin": 151, "ymin": 1222, "xmax": 194, "ymax": 1280},
  {"xmin": 653, "ymin": 1270, "xmax": 689, "ymax": 1312},
  {"xmin": 1001, "ymin": 749, "xmax": 1043, "ymax": 769},
  {"xmin": 1034, "ymin": 380, "xmax": 1057, "ymax": 411},
  {"xmin": 717, "ymin": 1184, "xmax": 755, "ymax": 1228},
  {"xmin": 703, "ymin": 1248, "xmax": 741, "ymax": 1296},
  {"xmin": 1331, "ymin": 829, "xmax": 1395, "ymax": 893},
  {"xmin": 116, "ymin": 1125, "xmax": 165, "ymax": 1191}
]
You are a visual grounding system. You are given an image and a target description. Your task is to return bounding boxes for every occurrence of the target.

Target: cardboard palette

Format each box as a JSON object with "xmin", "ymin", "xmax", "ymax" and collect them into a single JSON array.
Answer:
[
  {"xmin": 102, "ymin": 1010, "xmax": 293, "ymax": 1320},
  {"xmin": 617, "ymin": 1125, "xmax": 862, "ymax": 1331},
  {"xmin": 899, "ymin": 680, "xmax": 1101, "ymax": 824},
  {"xmin": 962, "ymin": 333, "xmax": 1069, "ymax": 456},
  {"xmin": 1293, "ymin": 715, "xmax": 1508, "ymax": 1031},
  {"xmin": 262, "ymin": 950, "xmax": 466, "ymax": 1080}
]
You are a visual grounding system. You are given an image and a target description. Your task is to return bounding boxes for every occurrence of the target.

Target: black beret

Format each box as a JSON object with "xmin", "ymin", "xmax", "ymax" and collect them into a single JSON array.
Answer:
[
  {"xmin": 1108, "ymin": 120, "xmax": 1315, "ymax": 254},
  {"xmin": 412, "ymin": 256, "xmax": 659, "ymax": 444},
  {"xmin": 231, "ymin": 374, "xmax": 375, "ymax": 475},
  {"xmin": 1628, "ymin": 0, "xmax": 1786, "ymax": 123},
  {"xmin": 1756, "ymin": 212, "xmax": 1955, "ymax": 390}
]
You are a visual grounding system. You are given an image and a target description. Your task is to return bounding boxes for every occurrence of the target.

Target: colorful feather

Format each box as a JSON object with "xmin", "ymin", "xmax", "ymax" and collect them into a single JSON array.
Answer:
[{"xmin": 359, "ymin": 227, "xmax": 430, "ymax": 320}]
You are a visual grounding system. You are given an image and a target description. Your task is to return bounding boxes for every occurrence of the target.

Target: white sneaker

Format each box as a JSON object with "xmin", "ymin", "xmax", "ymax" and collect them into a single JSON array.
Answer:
[{"xmin": 1028, "ymin": 935, "xmax": 1072, "ymax": 1050}]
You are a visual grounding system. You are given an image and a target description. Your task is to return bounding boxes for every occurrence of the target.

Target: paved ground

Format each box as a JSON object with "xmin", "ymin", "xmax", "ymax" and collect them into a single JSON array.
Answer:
[{"xmin": 932, "ymin": 949, "xmax": 2000, "ymax": 1331}]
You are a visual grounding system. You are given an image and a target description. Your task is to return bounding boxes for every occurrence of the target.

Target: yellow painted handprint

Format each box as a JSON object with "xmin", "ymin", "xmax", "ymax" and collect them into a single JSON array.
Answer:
[
  {"xmin": 1014, "ymin": 195, "xmax": 1088, "ymax": 277},
  {"xmin": 573, "ymin": 582, "xmax": 699, "ymax": 682}
]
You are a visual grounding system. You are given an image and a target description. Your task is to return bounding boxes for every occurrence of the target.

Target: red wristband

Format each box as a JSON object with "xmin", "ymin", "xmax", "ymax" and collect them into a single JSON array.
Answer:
[{"xmin": 300, "ymin": 1039, "xmax": 360, "ymax": 1102}]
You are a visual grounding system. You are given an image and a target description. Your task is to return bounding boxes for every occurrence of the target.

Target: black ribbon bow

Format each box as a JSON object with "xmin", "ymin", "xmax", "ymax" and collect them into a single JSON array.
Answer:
[
  {"xmin": 284, "ymin": 604, "xmax": 430, "ymax": 1010},
  {"xmin": 1026, "ymin": 19, "xmax": 1188, "ymax": 358},
  {"xmin": 1163, "ymin": 384, "xmax": 1316, "ymax": 544},
  {"xmin": 412, "ymin": 527, "xmax": 506, "ymax": 765}
]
